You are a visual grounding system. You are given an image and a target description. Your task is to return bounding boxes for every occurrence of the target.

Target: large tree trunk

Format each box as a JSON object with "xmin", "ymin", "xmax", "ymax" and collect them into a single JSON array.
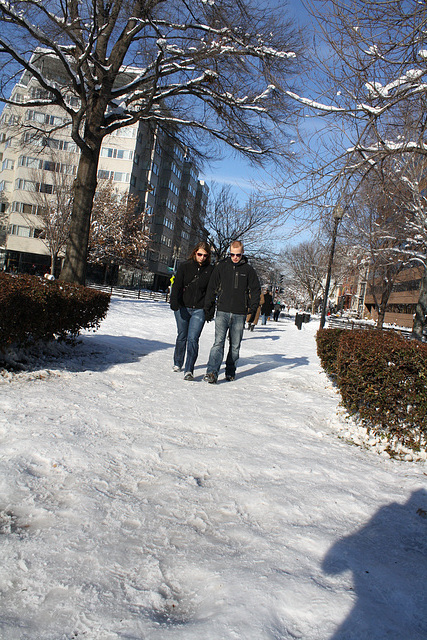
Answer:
[
  {"xmin": 372, "ymin": 275, "xmax": 395, "ymax": 329},
  {"xmin": 412, "ymin": 266, "xmax": 427, "ymax": 341},
  {"xmin": 59, "ymin": 146, "xmax": 101, "ymax": 285},
  {"xmin": 377, "ymin": 305, "xmax": 386, "ymax": 329}
]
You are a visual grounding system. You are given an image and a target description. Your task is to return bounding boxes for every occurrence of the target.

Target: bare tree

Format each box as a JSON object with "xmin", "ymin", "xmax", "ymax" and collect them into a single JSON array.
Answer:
[
  {"xmin": 202, "ymin": 185, "xmax": 288, "ymax": 261},
  {"xmin": 278, "ymin": 1, "xmax": 427, "ymax": 228},
  {"xmin": 281, "ymin": 1, "xmax": 427, "ymax": 333},
  {"xmin": 21, "ymin": 159, "xmax": 75, "ymax": 276},
  {"xmin": 0, "ymin": 0, "xmax": 302, "ymax": 284},
  {"xmin": 279, "ymin": 240, "xmax": 329, "ymax": 313},
  {"xmin": 340, "ymin": 166, "xmax": 412, "ymax": 328},
  {"xmin": 88, "ymin": 179, "xmax": 150, "ymax": 275},
  {"xmin": 359, "ymin": 154, "xmax": 427, "ymax": 337}
]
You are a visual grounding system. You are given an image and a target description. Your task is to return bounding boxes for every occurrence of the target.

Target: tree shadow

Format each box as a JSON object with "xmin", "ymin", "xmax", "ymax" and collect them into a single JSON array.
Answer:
[
  {"xmin": 2, "ymin": 334, "xmax": 174, "ymax": 374},
  {"xmin": 322, "ymin": 488, "xmax": 427, "ymax": 640},
  {"xmin": 62, "ymin": 334, "xmax": 175, "ymax": 372},
  {"xmin": 193, "ymin": 353, "xmax": 310, "ymax": 378},
  {"xmin": 244, "ymin": 332, "xmax": 281, "ymax": 341}
]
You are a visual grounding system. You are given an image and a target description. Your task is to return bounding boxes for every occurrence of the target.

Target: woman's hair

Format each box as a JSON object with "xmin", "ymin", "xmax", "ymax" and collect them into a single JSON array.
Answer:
[{"xmin": 188, "ymin": 241, "xmax": 212, "ymax": 265}]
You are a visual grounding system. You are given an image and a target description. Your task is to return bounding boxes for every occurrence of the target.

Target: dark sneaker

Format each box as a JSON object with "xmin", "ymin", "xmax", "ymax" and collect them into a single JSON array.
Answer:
[
  {"xmin": 183, "ymin": 372, "xmax": 194, "ymax": 381},
  {"xmin": 225, "ymin": 375, "xmax": 235, "ymax": 381},
  {"xmin": 203, "ymin": 372, "xmax": 217, "ymax": 384}
]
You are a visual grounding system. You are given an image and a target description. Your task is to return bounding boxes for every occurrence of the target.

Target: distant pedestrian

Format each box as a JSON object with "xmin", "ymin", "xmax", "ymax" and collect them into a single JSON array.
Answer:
[
  {"xmin": 170, "ymin": 242, "xmax": 214, "ymax": 381},
  {"xmin": 260, "ymin": 288, "xmax": 273, "ymax": 325},
  {"xmin": 203, "ymin": 240, "xmax": 260, "ymax": 383},
  {"xmin": 273, "ymin": 301, "xmax": 281, "ymax": 322}
]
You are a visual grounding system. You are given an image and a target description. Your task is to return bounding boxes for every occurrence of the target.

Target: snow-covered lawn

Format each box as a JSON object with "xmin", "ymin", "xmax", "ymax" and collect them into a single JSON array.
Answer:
[{"xmin": 1, "ymin": 298, "xmax": 426, "ymax": 640}]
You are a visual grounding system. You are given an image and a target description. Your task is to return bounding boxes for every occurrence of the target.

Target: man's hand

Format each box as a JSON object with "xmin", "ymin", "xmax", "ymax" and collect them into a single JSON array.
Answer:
[{"xmin": 204, "ymin": 308, "xmax": 215, "ymax": 322}]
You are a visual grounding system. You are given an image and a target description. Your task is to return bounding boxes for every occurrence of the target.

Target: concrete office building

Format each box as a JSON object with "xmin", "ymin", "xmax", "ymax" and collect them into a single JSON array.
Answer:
[{"xmin": 0, "ymin": 52, "xmax": 209, "ymax": 290}]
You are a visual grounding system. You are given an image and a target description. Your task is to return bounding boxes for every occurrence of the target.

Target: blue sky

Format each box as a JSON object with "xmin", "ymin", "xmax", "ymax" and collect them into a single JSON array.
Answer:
[{"xmin": 199, "ymin": 0, "xmax": 317, "ymax": 247}]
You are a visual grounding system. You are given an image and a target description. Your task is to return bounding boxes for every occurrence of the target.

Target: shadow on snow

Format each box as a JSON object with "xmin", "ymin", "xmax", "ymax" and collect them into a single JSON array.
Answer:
[{"xmin": 323, "ymin": 488, "xmax": 427, "ymax": 640}]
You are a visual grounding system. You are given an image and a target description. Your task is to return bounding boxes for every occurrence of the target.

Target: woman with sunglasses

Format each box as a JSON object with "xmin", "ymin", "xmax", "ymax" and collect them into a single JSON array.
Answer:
[{"xmin": 170, "ymin": 241, "xmax": 214, "ymax": 380}]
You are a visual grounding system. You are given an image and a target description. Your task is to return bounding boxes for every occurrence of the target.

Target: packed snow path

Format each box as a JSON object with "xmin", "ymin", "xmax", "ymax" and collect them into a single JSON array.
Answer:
[{"xmin": 0, "ymin": 298, "xmax": 426, "ymax": 640}]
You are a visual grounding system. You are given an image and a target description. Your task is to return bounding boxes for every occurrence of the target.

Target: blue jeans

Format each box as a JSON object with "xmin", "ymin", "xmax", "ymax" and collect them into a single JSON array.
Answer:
[
  {"xmin": 206, "ymin": 311, "xmax": 246, "ymax": 377},
  {"xmin": 261, "ymin": 313, "xmax": 267, "ymax": 325},
  {"xmin": 174, "ymin": 308, "xmax": 205, "ymax": 373}
]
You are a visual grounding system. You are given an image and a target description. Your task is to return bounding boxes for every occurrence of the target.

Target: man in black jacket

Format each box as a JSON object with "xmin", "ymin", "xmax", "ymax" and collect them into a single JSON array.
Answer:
[{"xmin": 203, "ymin": 240, "xmax": 260, "ymax": 383}]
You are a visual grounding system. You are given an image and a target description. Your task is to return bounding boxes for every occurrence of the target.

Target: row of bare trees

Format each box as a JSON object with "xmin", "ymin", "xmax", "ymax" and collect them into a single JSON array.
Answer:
[
  {"xmin": 2, "ymin": 0, "xmax": 427, "ymax": 337},
  {"xmin": 277, "ymin": 0, "xmax": 427, "ymax": 337},
  {"xmin": 0, "ymin": 0, "xmax": 302, "ymax": 284}
]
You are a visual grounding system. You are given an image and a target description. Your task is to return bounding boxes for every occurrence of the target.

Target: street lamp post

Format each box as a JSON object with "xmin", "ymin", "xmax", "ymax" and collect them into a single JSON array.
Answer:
[{"xmin": 320, "ymin": 204, "xmax": 344, "ymax": 329}]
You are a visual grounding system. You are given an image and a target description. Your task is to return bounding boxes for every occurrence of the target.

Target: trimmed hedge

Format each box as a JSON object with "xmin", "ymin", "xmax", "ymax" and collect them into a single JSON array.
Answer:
[
  {"xmin": 315, "ymin": 327, "xmax": 343, "ymax": 377},
  {"xmin": 0, "ymin": 273, "xmax": 110, "ymax": 350},
  {"xmin": 316, "ymin": 328, "xmax": 427, "ymax": 451}
]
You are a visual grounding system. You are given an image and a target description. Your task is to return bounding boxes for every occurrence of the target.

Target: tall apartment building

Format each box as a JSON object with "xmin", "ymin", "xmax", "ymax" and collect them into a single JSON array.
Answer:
[{"xmin": 0, "ymin": 54, "xmax": 209, "ymax": 290}]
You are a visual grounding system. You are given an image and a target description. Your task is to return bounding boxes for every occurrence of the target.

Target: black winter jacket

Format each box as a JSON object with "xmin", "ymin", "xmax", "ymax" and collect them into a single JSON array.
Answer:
[
  {"xmin": 170, "ymin": 259, "xmax": 214, "ymax": 311},
  {"xmin": 204, "ymin": 256, "xmax": 260, "ymax": 317},
  {"xmin": 261, "ymin": 292, "xmax": 273, "ymax": 315}
]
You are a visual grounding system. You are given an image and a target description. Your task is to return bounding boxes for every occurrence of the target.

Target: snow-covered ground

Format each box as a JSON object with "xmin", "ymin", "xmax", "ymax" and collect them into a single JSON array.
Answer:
[{"xmin": 1, "ymin": 297, "xmax": 426, "ymax": 640}]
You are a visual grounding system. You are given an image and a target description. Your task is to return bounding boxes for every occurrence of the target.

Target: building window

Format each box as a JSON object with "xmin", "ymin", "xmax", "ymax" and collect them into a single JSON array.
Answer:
[
  {"xmin": 100, "ymin": 147, "xmax": 133, "ymax": 160},
  {"xmin": 22, "ymin": 133, "xmax": 77, "ymax": 153},
  {"xmin": 1, "ymin": 158, "xmax": 14, "ymax": 171},
  {"xmin": 174, "ymin": 145, "xmax": 184, "ymax": 162},
  {"xmin": 26, "ymin": 111, "xmax": 66, "ymax": 126},
  {"xmin": 38, "ymin": 182, "xmax": 53, "ymax": 194},
  {"xmin": 1, "ymin": 114, "xmax": 20, "ymax": 126},
  {"xmin": 168, "ymin": 180, "xmax": 179, "ymax": 196},
  {"xmin": 171, "ymin": 161, "xmax": 182, "ymax": 179},
  {"xmin": 67, "ymin": 96, "xmax": 80, "ymax": 107},
  {"xmin": 163, "ymin": 217, "xmax": 174, "ymax": 230},
  {"xmin": 110, "ymin": 127, "xmax": 136, "ymax": 138},
  {"xmin": 166, "ymin": 198, "xmax": 177, "ymax": 213},
  {"xmin": 30, "ymin": 87, "xmax": 51, "ymax": 100},
  {"xmin": 97, "ymin": 169, "xmax": 130, "ymax": 182},
  {"xmin": 9, "ymin": 224, "xmax": 31, "ymax": 237},
  {"xmin": 15, "ymin": 178, "xmax": 36, "ymax": 191},
  {"xmin": 15, "ymin": 179, "xmax": 53, "ymax": 194},
  {"xmin": 12, "ymin": 201, "xmax": 42, "ymax": 215},
  {"xmin": 19, "ymin": 156, "xmax": 41, "ymax": 168},
  {"xmin": 161, "ymin": 234, "xmax": 172, "ymax": 247}
]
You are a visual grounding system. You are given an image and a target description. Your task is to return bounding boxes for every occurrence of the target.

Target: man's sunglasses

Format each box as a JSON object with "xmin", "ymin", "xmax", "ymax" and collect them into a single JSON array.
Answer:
[{"xmin": 230, "ymin": 252, "xmax": 242, "ymax": 257}]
